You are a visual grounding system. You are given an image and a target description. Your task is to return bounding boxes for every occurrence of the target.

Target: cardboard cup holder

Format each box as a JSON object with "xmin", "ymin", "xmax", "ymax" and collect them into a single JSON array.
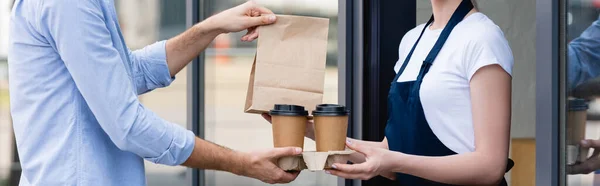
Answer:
[
  {"xmin": 277, "ymin": 150, "xmax": 354, "ymax": 171},
  {"xmin": 270, "ymin": 103, "xmax": 352, "ymax": 171}
]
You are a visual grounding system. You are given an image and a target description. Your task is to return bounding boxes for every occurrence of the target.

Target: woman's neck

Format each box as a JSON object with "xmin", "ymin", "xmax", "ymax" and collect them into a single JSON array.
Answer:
[{"xmin": 430, "ymin": 0, "xmax": 477, "ymax": 30}]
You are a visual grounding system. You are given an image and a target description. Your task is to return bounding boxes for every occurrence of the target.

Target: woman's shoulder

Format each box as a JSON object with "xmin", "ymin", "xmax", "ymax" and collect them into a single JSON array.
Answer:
[
  {"xmin": 401, "ymin": 23, "xmax": 428, "ymax": 42},
  {"xmin": 457, "ymin": 13, "xmax": 508, "ymax": 46},
  {"xmin": 457, "ymin": 13, "xmax": 514, "ymax": 77},
  {"xmin": 398, "ymin": 23, "xmax": 428, "ymax": 50}
]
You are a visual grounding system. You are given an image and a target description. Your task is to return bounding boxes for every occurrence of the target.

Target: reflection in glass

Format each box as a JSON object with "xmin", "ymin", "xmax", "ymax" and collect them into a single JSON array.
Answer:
[
  {"xmin": 566, "ymin": 0, "xmax": 600, "ymax": 185},
  {"xmin": 203, "ymin": 0, "xmax": 339, "ymax": 185}
]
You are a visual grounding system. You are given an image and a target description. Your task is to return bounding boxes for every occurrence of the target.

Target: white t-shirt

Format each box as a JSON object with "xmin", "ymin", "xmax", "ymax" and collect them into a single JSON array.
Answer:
[{"xmin": 394, "ymin": 12, "xmax": 513, "ymax": 153}]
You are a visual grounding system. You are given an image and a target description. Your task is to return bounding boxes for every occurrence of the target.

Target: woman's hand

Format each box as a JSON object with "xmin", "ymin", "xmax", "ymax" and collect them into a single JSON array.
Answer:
[
  {"xmin": 328, "ymin": 139, "xmax": 397, "ymax": 180},
  {"xmin": 261, "ymin": 113, "xmax": 315, "ymax": 140}
]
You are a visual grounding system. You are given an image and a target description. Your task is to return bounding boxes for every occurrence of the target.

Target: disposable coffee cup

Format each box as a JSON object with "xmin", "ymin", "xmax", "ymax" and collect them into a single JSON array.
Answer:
[
  {"xmin": 270, "ymin": 104, "xmax": 308, "ymax": 149},
  {"xmin": 313, "ymin": 104, "xmax": 349, "ymax": 152},
  {"xmin": 567, "ymin": 98, "xmax": 589, "ymax": 165}
]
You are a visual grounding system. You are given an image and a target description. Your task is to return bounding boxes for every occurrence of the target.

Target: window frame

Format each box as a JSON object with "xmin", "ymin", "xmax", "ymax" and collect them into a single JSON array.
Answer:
[{"xmin": 536, "ymin": 0, "xmax": 562, "ymax": 185}]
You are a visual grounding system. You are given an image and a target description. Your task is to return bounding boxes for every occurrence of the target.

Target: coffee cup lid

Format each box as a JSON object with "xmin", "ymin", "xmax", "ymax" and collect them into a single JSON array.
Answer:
[
  {"xmin": 312, "ymin": 104, "xmax": 349, "ymax": 116},
  {"xmin": 568, "ymin": 98, "xmax": 589, "ymax": 111},
  {"xmin": 270, "ymin": 104, "xmax": 309, "ymax": 116}
]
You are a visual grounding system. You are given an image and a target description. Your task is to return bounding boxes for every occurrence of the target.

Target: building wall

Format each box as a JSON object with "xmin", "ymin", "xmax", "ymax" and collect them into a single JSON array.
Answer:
[{"xmin": 116, "ymin": 0, "xmax": 160, "ymax": 50}]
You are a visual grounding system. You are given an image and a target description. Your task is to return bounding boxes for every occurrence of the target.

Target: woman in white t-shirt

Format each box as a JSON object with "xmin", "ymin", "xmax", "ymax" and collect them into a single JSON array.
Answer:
[{"xmin": 327, "ymin": 0, "xmax": 514, "ymax": 185}]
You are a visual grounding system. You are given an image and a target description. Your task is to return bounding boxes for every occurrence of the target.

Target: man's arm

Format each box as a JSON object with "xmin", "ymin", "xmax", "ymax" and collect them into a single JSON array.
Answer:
[
  {"xmin": 129, "ymin": 1, "xmax": 276, "ymax": 94},
  {"xmin": 182, "ymin": 138, "xmax": 302, "ymax": 184},
  {"xmin": 128, "ymin": 1, "xmax": 276, "ymax": 94},
  {"xmin": 164, "ymin": 1, "xmax": 276, "ymax": 76},
  {"xmin": 568, "ymin": 15, "xmax": 600, "ymax": 94},
  {"xmin": 127, "ymin": 41, "xmax": 175, "ymax": 95}
]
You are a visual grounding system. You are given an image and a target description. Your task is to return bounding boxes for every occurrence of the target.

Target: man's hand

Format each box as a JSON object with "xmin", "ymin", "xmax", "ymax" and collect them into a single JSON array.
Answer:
[
  {"xmin": 262, "ymin": 113, "xmax": 316, "ymax": 140},
  {"xmin": 205, "ymin": 0, "xmax": 276, "ymax": 41},
  {"xmin": 240, "ymin": 147, "xmax": 303, "ymax": 184},
  {"xmin": 165, "ymin": 1, "xmax": 275, "ymax": 77},
  {"xmin": 568, "ymin": 139, "xmax": 600, "ymax": 174}
]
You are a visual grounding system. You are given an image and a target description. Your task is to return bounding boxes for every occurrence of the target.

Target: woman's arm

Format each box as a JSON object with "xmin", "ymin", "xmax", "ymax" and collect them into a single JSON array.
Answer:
[
  {"xmin": 330, "ymin": 65, "xmax": 511, "ymax": 185},
  {"xmin": 389, "ymin": 65, "xmax": 511, "ymax": 185}
]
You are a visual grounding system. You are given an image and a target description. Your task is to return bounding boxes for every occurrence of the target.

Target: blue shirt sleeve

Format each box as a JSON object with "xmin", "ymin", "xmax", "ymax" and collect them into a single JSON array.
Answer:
[
  {"xmin": 568, "ymin": 15, "xmax": 600, "ymax": 91},
  {"xmin": 128, "ymin": 41, "xmax": 176, "ymax": 95},
  {"xmin": 39, "ymin": 0, "xmax": 194, "ymax": 165}
]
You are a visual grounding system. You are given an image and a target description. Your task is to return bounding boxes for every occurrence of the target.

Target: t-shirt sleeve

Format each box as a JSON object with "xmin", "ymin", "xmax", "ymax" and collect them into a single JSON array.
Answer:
[{"xmin": 463, "ymin": 27, "xmax": 514, "ymax": 81}]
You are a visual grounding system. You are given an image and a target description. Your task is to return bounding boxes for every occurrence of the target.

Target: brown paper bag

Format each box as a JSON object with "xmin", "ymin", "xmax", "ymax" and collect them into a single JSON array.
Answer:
[{"xmin": 245, "ymin": 15, "xmax": 330, "ymax": 114}]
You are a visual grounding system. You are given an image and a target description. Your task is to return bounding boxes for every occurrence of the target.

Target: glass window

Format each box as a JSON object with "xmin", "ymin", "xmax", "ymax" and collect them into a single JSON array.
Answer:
[
  {"xmin": 115, "ymin": 0, "xmax": 189, "ymax": 185},
  {"xmin": 565, "ymin": 0, "xmax": 600, "ymax": 185},
  {"xmin": 417, "ymin": 0, "xmax": 537, "ymax": 185},
  {"xmin": 202, "ymin": 0, "xmax": 339, "ymax": 185}
]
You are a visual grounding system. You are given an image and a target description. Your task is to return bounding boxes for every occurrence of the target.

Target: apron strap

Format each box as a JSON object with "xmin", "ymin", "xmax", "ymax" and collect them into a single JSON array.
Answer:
[
  {"xmin": 423, "ymin": 0, "xmax": 474, "ymax": 65},
  {"xmin": 393, "ymin": 0, "xmax": 473, "ymax": 83},
  {"xmin": 393, "ymin": 17, "xmax": 434, "ymax": 83}
]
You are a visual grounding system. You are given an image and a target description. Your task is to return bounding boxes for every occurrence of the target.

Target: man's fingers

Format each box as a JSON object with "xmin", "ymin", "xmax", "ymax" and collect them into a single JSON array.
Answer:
[
  {"xmin": 269, "ymin": 147, "xmax": 302, "ymax": 158},
  {"xmin": 247, "ymin": 32, "xmax": 259, "ymax": 41},
  {"xmin": 254, "ymin": 5, "xmax": 274, "ymax": 14},
  {"xmin": 244, "ymin": 0, "xmax": 274, "ymax": 14},
  {"xmin": 261, "ymin": 113, "xmax": 272, "ymax": 123},
  {"xmin": 581, "ymin": 139, "xmax": 600, "ymax": 148},
  {"xmin": 568, "ymin": 159, "xmax": 600, "ymax": 174},
  {"xmin": 277, "ymin": 171, "xmax": 299, "ymax": 183},
  {"xmin": 568, "ymin": 163, "xmax": 592, "ymax": 174},
  {"xmin": 589, "ymin": 148, "xmax": 600, "ymax": 160},
  {"xmin": 245, "ymin": 14, "xmax": 276, "ymax": 28}
]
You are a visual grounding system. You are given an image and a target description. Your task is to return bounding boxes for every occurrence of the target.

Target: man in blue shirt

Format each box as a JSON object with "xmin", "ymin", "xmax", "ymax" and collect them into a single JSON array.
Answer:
[
  {"xmin": 8, "ymin": 0, "xmax": 301, "ymax": 185},
  {"xmin": 566, "ymin": 15, "xmax": 600, "ymax": 175}
]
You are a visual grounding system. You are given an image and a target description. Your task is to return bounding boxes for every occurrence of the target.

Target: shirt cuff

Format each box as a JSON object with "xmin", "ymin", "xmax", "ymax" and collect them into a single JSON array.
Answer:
[
  {"xmin": 139, "ymin": 40, "xmax": 175, "ymax": 88},
  {"xmin": 146, "ymin": 123, "xmax": 196, "ymax": 166}
]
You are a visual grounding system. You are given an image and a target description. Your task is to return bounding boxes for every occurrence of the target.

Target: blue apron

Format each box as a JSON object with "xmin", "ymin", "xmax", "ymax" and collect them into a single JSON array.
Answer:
[{"xmin": 384, "ymin": 1, "xmax": 513, "ymax": 185}]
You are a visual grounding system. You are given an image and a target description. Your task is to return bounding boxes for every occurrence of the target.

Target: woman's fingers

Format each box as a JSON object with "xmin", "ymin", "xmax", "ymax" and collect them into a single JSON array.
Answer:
[
  {"xmin": 346, "ymin": 139, "xmax": 371, "ymax": 155},
  {"xmin": 326, "ymin": 170, "xmax": 366, "ymax": 180},
  {"xmin": 332, "ymin": 162, "xmax": 371, "ymax": 174},
  {"xmin": 381, "ymin": 171, "xmax": 397, "ymax": 180},
  {"xmin": 261, "ymin": 113, "xmax": 272, "ymax": 123}
]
